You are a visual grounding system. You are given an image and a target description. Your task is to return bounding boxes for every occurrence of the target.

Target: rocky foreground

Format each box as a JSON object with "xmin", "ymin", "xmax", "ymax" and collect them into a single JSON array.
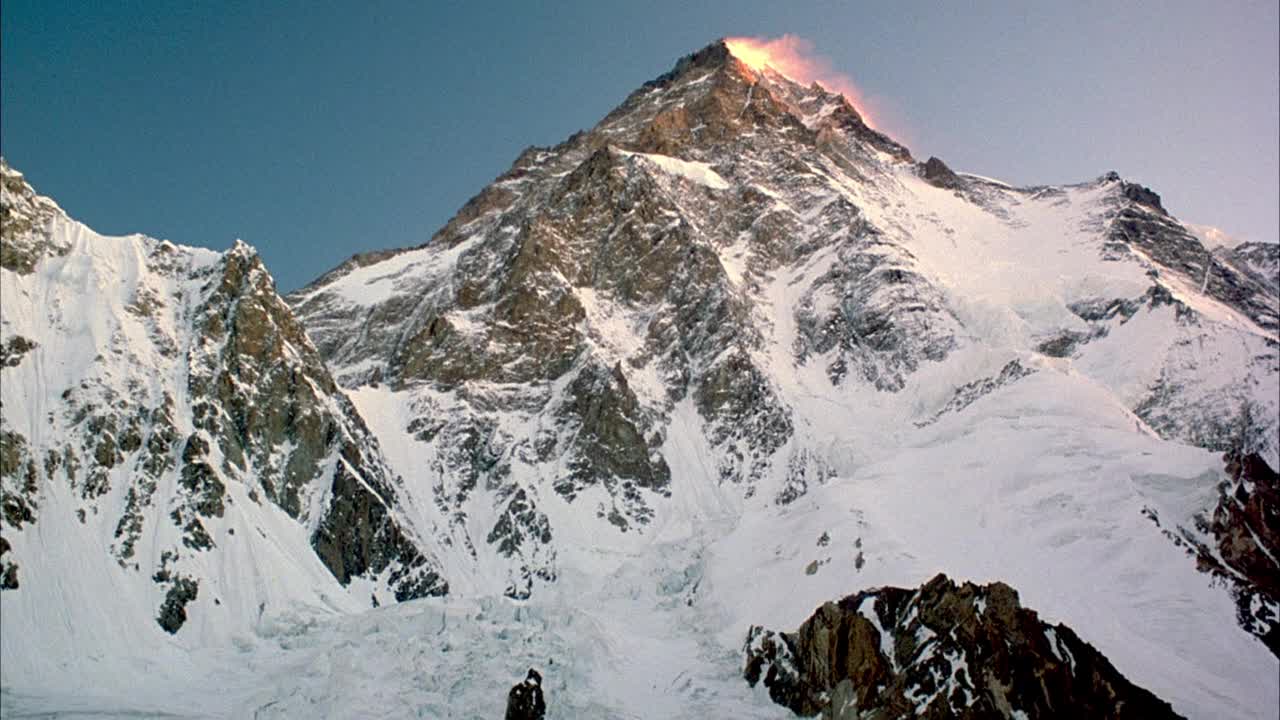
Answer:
[{"xmin": 744, "ymin": 574, "xmax": 1183, "ymax": 719}]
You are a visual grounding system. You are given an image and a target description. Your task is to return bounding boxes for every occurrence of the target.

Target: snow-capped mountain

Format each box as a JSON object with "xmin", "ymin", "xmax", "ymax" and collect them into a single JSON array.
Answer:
[
  {"xmin": 290, "ymin": 39, "xmax": 1277, "ymax": 603},
  {"xmin": 3, "ymin": 39, "xmax": 1279, "ymax": 719},
  {"xmin": 0, "ymin": 159, "xmax": 446, "ymax": 689}
]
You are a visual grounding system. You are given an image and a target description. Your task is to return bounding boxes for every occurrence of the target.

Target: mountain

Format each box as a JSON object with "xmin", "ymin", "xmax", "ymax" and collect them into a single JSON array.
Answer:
[
  {"xmin": 290, "ymin": 34, "xmax": 1278, "ymax": 610},
  {"xmin": 4, "ymin": 39, "xmax": 1279, "ymax": 718},
  {"xmin": 0, "ymin": 159, "xmax": 446, "ymax": 689}
]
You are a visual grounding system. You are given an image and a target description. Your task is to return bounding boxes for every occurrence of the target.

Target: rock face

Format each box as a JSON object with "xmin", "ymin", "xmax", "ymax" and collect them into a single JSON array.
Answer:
[
  {"xmin": 0, "ymin": 159, "xmax": 445, "ymax": 636},
  {"xmin": 1167, "ymin": 452, "xmax": 1280, "ymax": 656},
  {"xmin": 1218, "ymin": 241, "xmax": 1280, "ymax": 296},
  {"xmin": 919, "ymin": 156, "xmax": 963, "ymax": 190},
  {"xmin": 504, "ymin": 668, "xmax": 546, "ymax": 720},
  {"xmin": 743, "ymin": 574, "xmax": 1183, "ymax": 719}
]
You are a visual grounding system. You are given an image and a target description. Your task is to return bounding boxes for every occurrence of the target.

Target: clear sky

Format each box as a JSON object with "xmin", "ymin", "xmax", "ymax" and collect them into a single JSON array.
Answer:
[{"xmin": 3, "ymin": 1, "xmax": 1277, "ymax": 292}]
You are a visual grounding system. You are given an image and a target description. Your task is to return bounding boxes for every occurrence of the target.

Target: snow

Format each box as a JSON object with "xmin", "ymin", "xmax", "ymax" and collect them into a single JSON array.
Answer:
[
  {"xmin": 295, "ymin": 236, "xmax": 481, "ymax": 309},
  {"xmin": 957, "ymin": 172, "xmax": 1015, "ymax": 189},
  {"xmin": 615, "ymin": 149, "xmax": 731, "ymax": 190}
]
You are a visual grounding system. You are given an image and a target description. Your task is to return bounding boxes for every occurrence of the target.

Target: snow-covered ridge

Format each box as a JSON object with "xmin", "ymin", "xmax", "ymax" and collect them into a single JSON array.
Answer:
[{"xmin": 1, "ymin": 164, "xmax": 447, "ymax": 700}]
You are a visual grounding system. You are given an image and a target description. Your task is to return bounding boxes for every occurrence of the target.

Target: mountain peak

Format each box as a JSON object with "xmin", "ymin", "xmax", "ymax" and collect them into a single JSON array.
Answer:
[
  {"xmin": 1, "ymin": 160, "xmax": 70, "ymax": 273},
  {"xmin": 592, "ymin": 38, "xmax": 910, "ymax": 162}
]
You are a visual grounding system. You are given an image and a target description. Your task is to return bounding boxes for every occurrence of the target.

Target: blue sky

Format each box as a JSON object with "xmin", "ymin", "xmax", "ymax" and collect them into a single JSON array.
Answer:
[{"xmin": 3, "ymin": 1, "xmax": 1276, "ymax": 292}]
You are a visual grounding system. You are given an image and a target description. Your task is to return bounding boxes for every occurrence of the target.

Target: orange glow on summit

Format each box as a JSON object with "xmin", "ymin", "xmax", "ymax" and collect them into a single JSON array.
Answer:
[{"xmin": 724, "ymin": 35, "xmax": 877, "ymax": 128}]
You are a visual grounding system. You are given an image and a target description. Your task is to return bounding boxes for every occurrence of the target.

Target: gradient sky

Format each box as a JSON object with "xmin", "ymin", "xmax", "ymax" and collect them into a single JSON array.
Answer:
[{"xmin": 3, "ymin": 1, "xmax": 1277, "ymax": 292}]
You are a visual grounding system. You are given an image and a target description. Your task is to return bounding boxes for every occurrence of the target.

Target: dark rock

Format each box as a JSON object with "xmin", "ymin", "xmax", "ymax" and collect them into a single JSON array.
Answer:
[
  {"xmin": 0, "ymin": 430, "xmax": 38, "ymax": 529},
  {"xmin": 156, "ymin": 577, "xmax": 199, "ymax": 634},
  {"xmin": 744, "ymin": 573, "xmax": 1183, "ymax": 719},
  {"xmin": 554, "ymin": 361, "xmax": 670, "ymax": 527},
  {"xmin": 311, "ymin": 455, "xmax": 448, "ymax": 601},
  {"xmin": 1106, "ymin": 205, "xmax": 1276, "ymax": 335},
  {"xmin": 918, "ymin": 360, "xmax": 1034, "ymax": 427},
  {"xmin": 1035, "ymin": 331, "xmax": 1088, "ymax": 358},
  {"xmin": 504, "ymin": 668, "xmax": 546, "ymax": 720},
  {"xmin": 1173, "ymin": 451, "xmax": 1280, "ymax": 656},
  {"xmin": 1121, "ymin": 182, "xmax": 1164, "ymax": 213},
  {"xmin": 0, "ymin": 535, "xmax": 16, "ymax": 589},
  {"xmin": 920, "ymin": 156, "xmax": 964, "ymax": 190},
  {"xmin": 0, "ymin": 335, "xmax": 36, "ymax": 368},
  {"xmin": 1218, "ymin": 241, "xmax": 1280, "ymax": 296},
  {"xmin": 794, "ymin": 237, "xmax": 958, "ymax": 392},
  {"xmin": 0, "ymin": 561, "xmax": 17, "ymax": 589}
]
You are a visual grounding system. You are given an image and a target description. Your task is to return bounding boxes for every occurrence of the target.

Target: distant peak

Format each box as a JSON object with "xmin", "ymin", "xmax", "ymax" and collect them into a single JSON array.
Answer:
[{"xmin": 229, "ymin": 238, "xmax": 259, "ymax": 257}]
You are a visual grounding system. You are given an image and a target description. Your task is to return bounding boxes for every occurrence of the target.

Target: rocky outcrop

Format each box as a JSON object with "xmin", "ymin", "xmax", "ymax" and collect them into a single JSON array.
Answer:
[
  {"xmin": 555, "ymin": 361, "xmax": 671, "ymax": 529},
  {"xmin": 0, "ymin": 535, "xmax": 18, "ymax": 589},
  {"xmin": 919, "ymin": 156, "xmax": 963, "ymax": 190},
  {"xmin": 188, "ymin": 242, "xmax": 447, "ymax": 602},
  {"xmin": 504, "ymin": 668, "xmax": 547, "ymax": 720},
  {"xmin": 744, "ymin": 574, "xmax": 1182, "ymax": 719},
  {"xmin": 917, "ymin": 360, "xmax": 1033, "ymax": 427},
  {"xmin": 0, "ymin": 159, "xmax": 69, "ymax": 273},
  {"xmin": 1120, "ymin": 181, "xmax": 1164, "ymax": 214},
  {"xmin": 1218, "ymin": 241, "xmax": 1280, "ymax": 296},
  {"xmin": 793, "ymin": 236, "xmax": 959, "ymax": 392},
  {"xmin": 1104, "ymin": 177, "xmax": 1277, "ymax": 336},
  {"xmin": 1168, "ymin": 452, "xmax": 1280, "ymax": 657}
]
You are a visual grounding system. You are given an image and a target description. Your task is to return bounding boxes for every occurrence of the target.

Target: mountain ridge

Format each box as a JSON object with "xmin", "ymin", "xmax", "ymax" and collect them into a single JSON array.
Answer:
[{"xmin": 1, "ymin": 157, "xmax": 447, "ymax": 686}]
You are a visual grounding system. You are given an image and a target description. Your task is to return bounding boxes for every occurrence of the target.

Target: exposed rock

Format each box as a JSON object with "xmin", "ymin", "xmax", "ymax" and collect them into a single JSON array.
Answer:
[
  {"xmin": 744, "ymin": 573, "xmax": 1182, "ymax": 719},
  {"xmin": 0, "ymin": 535, "xmax": 18, "ymax": 590},
  {"xmin": 1172, "ymin": 451, "xmax": 1280, "ymax": 656},
  {"xmin": 554, "ymin": 360, "xmax": 671, "ymax": 528},
  {"xmin": 919, "ymin": 156, "xmax": 963, "ymax": 190},
  {"xmin": 0, "ymin": 336, "xmax": 36, "ymax": 368},
  {"xmin": 1218, "ymin": 241, "xmax": 1280, "ymax": 296},
  {"xmin": 311, "ymin": 454, "xmax": 448, "ymax": 601},
  {"xmin": 504, "ymin": 668, "xmax": 547, "ymax": 720},
  {"xmin": 0, "ymin": 158, "xmax": 70, "ymax": 273},
  {"xmin": 793, "ymin": 232, "xmax": 959, "ymax": 392},
  {"xmin": 0, "ymin": 430, "xmax": 38, "ymax": 530},
  {"xmin": 156, "ymin": 576, "xmax": 199, "ymax": 634},
  {"xmin": 1106, "ymin": 194, "xmax": 1276, "ymax": 335},
  {"xmin": 917, "ymin": 360, "xmax": 1033, "ymax": 427},
  {"xmin": 1120, "ymin": 182, "xmax": 1164, "ymax": 213}
]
